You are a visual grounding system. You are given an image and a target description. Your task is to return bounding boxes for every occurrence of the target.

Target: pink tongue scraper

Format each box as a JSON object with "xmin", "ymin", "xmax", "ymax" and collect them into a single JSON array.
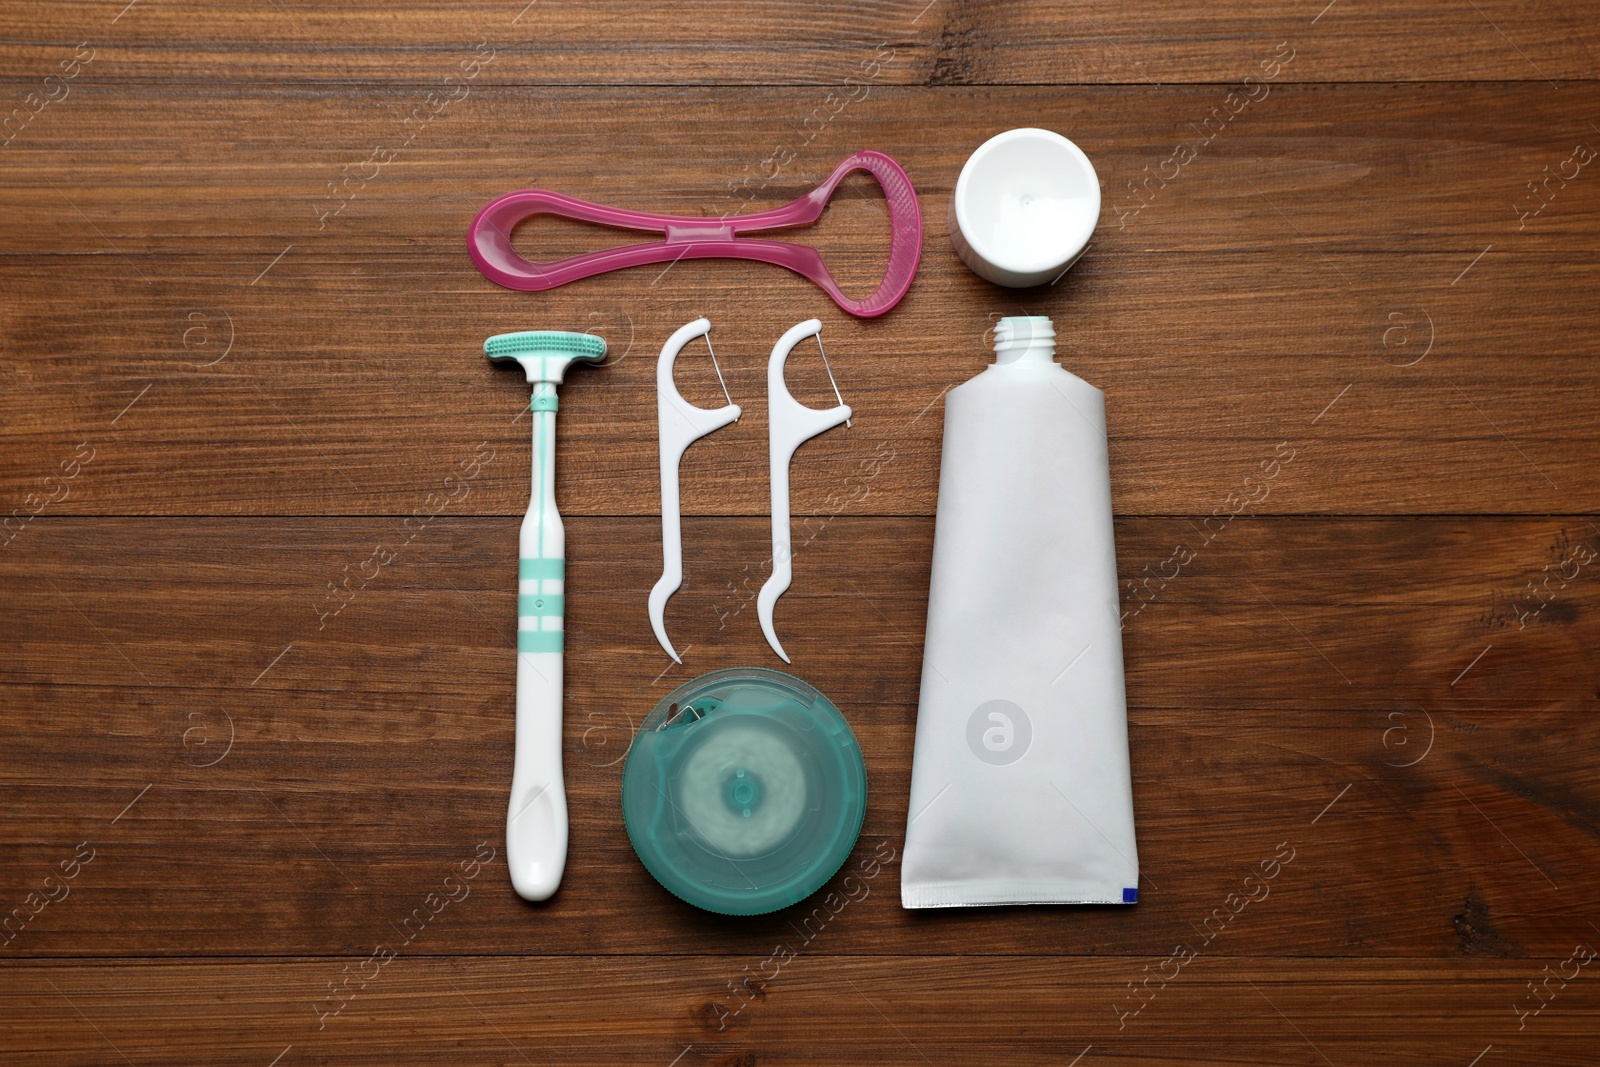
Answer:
[{"xmin": 468, "ymin": 151, "xmax": 922, "ymax": 317}]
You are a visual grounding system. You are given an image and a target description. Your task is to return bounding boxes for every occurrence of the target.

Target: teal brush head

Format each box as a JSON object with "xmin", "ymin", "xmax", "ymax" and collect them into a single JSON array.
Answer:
[
  {"xmin": 484, "ymin": 330, "xmax": 607, "ymax": 360},
  {"xmin": 484, "ymin": 329, "xmax": 607, "ymax": 385}
]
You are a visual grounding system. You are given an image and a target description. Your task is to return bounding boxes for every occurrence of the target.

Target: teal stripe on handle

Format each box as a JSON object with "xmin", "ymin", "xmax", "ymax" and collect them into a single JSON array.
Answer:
[
  {"xmin": 519, "ymin": 558, "xmax": 565, "ymax": 580},
  {"xmin": 518, "ymin": 593, "xmax": 565, "ymax": 616},
  {"xmin": 517, "ymin": 630, "xmax": 565, "ymax": 654}
]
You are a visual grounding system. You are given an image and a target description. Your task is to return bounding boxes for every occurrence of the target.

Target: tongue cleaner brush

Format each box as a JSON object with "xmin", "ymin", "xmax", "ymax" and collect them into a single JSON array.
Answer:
[
  {"xmin": 485, "ymin": 328, "xmax": 607, "ymax": 902},
  {"xmin": 468, "ymin": 150, "xmax": 923, "ymax": 318}
]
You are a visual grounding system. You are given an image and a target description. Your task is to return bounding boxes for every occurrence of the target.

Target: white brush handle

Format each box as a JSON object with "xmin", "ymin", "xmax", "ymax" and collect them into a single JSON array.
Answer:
[
  {"xmin": 508, "ymin": 386, "xmax": 568, "ymax": 901},
  {"xmin": 509, "ymin": 647, "xmax": 565, "ymax": 900}
]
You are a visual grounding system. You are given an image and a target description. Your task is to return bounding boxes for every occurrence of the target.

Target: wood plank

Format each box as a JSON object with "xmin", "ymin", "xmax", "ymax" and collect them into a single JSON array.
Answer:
[
  {"xmin": 5, "ymin": 516, "xmax": 1594, "ymax": 709},
  {"xmin": 2, "ymin": 516, "xmax": 1596, "ymax": 957},
  {"xmin": 2, "ymin": 1, "xmax": 1596, "ymax": 84},
  {"xmin": 2, "ymin": 266, "xmax": 1594, "ymax": 514},
  {"xmin": 4, "ymin": 84, "xmax": 1598, "ymax": 255},
  {"xmin": 2, "ymin": 957, "xmax": 1597, "ymax": 1065}
]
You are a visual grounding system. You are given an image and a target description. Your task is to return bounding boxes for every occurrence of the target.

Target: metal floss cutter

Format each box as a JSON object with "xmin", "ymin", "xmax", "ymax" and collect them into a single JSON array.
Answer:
[
  {"xmin": 467, "ymin": 151, "xmax": 923, "ymax": 318},
  {"xmin": 621, "ymin": 667, "xmax": 867, "ymax": 916}
]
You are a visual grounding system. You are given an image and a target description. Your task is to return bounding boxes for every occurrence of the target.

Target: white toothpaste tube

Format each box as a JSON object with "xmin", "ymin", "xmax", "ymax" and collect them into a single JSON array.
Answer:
[{"xmin": 901, "ymin": 315, "xmax": 1139, "ymax": 908}]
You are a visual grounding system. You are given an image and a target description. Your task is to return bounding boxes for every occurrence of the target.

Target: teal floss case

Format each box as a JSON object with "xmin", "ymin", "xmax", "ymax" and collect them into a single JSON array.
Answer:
[{"xmin": 621, "ymin": 668, "xmax": 867, "ymax": 915}]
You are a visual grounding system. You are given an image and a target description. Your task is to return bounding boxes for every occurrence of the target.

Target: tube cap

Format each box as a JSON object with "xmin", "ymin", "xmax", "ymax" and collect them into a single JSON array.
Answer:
[
  {"xmin": 621, "ymin": 667, "xmax": 867, "ymax": 915},
  {"xmin": 949, "ymin": 128, "xmax": 1100, "ymax": 288}
]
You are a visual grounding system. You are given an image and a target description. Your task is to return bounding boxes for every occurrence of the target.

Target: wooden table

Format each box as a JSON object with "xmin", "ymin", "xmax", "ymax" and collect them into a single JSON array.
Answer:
[{"xmin": 3, "ymin": 3, "xmax": 1598, "ymax": 1064}]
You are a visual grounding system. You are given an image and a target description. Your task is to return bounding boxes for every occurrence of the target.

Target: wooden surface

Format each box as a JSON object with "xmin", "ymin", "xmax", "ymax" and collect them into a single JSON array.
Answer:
[{"xmin": 2, "ymin": 3, "xmax": 1598, "ymax": 1064}]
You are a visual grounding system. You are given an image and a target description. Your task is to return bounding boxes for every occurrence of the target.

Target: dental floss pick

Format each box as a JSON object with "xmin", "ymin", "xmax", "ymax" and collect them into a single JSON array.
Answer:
[
  {"xmin": 650, "ymin": 318, "xmax": 741, "ymax": 663},
  {"xmin": 758, "ymin": 319, "xmax": 852, "ymax": 663}
]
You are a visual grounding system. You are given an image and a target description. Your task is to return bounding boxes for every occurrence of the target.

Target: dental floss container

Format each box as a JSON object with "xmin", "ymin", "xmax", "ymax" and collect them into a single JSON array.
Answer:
[
  {"xmin": 901, "ymin": 316, "xmax": 1139, "ymax": 908},
  {"xmin": 948, "ymin": 128, "xmax": 1100, "ymax": 287},
  {"xmin": 622, "ymin": 667, "xmax": 866, "ymax": 915}
]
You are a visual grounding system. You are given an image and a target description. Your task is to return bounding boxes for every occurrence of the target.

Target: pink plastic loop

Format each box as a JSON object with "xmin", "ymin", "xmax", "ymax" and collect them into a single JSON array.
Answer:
[{"xmin": 468, "ymin": 151, "xmax": 922, "ymax": 318}]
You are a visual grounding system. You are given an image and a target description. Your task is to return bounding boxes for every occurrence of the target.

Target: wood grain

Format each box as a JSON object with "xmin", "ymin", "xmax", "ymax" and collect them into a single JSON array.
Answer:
[
  {"xmin": 5, "ymin": 84, "xmax": 1597, "ymax": 256},
  {"xmin": 1, "ymin": 516, "xmax": 1596, "ymax": 961},
  {"xmin": 2, "ymin": 248, "xmax": 1599, "ymax": 514},
  {"xmin": 2, "ymin": 0, "xmax": 1597, "ymax": 83},
  {"xmin": 4, "ymin": 1, "xmax": 1599, "ymax": 1064},
  {"xmin": 5, "ymin": 957, "xmax": 1599, "ymax": 1066}
]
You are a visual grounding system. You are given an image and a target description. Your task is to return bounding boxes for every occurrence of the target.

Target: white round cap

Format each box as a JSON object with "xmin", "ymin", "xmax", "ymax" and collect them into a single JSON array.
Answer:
[{"xmin": 948, "ymin": 128, "xmax": 1101, "ymax": 288}]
